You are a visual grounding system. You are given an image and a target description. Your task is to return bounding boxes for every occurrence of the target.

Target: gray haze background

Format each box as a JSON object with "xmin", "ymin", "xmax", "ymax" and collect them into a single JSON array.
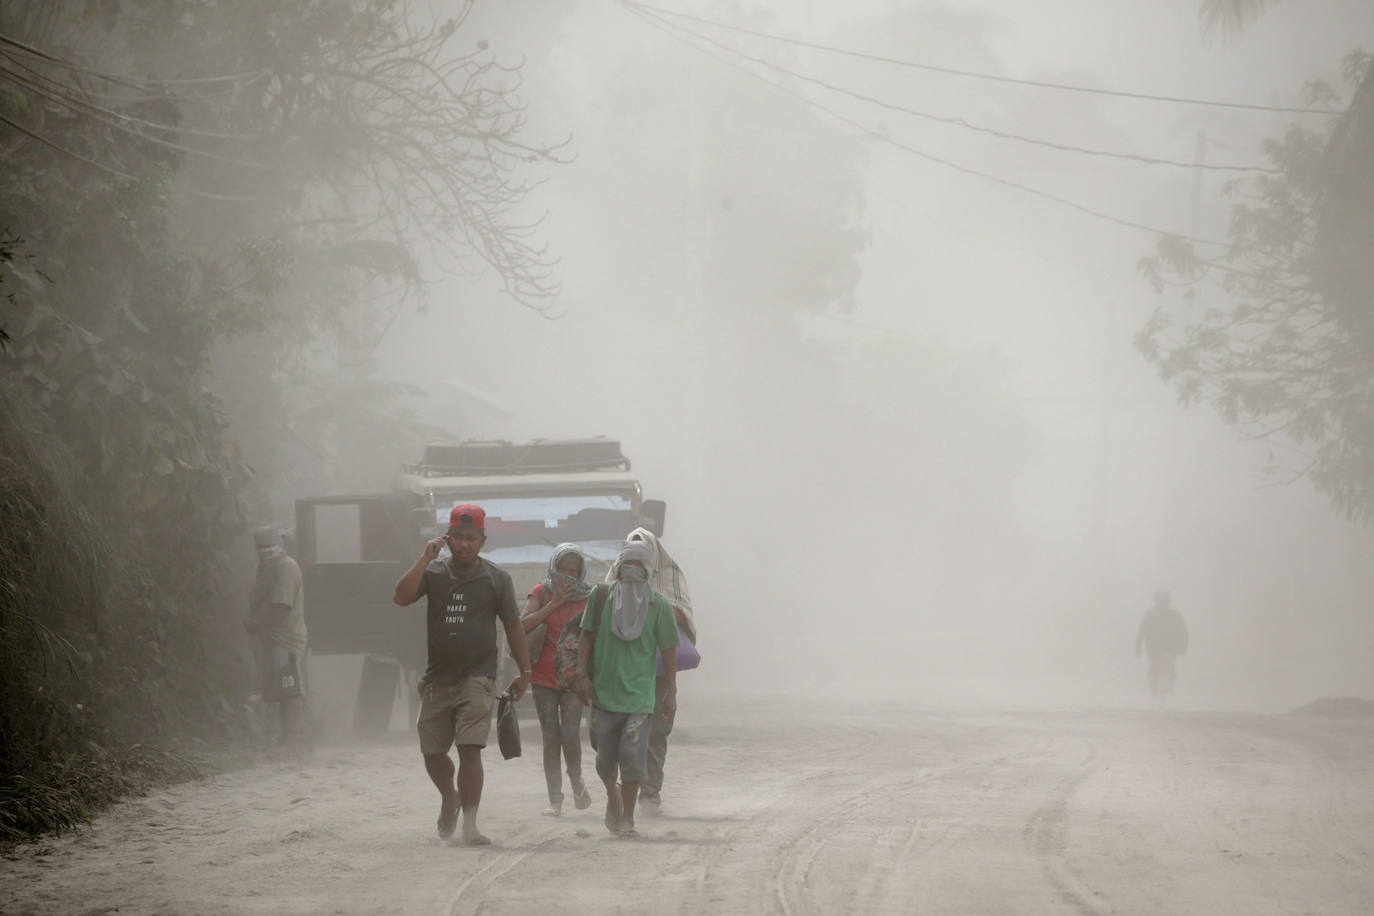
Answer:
[{"xmin": 285, "ymin": 1, "xmax": 1374, "ymax": 713}]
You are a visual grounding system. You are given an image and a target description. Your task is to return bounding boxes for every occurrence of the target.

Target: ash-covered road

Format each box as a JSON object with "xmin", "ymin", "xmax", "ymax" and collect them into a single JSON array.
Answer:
[{"xmin": 4, "ymin": 699, "xmax": 1372, "ymax": 915}]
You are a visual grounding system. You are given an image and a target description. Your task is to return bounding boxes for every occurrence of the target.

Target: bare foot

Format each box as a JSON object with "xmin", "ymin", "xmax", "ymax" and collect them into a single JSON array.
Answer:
[
  {"xmin": 460, "ymin": 829, "xmax": 492, "ymax": 846},
  {"xmin": 460, "ymin": 813, "xmax": 491, "ymax": 846},
  {"xmin": 604, "ymin": 793, "xmax": 623, "ymax": 835},
  {"xmin": 437, "ymin": 794, "xmax": 460, "ymax": 840}
]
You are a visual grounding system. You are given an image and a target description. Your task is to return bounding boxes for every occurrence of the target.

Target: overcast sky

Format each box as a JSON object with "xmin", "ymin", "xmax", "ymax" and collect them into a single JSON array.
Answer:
[{"xmin": 363, "ymin": 0, "xmax": 1374, "ymax": 712}]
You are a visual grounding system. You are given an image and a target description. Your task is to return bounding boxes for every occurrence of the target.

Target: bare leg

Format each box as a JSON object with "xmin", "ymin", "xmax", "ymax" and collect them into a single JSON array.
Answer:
[
  {"xmin": 619, "ymin": 781, "xmax": 640, "ymax": 835},
  {"xmin": 279, "ymin": 696, "xmax": 306, "ymax": 749},
  {"xmin": 602, "ymin": 775, "xmax": 622, "ymax": 834},
  {"xmin": 423, "ymin": 753, "xmax": 461, "ymax": 838},
  {"xmin": 455, "ymin": 745, "xmax": 490, "ymax": 845}
]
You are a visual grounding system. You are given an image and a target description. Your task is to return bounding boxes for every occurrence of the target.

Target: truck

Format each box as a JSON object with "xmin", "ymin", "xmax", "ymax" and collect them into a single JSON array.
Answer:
[{"xmin": 293, "ymin": 437, "xmax": 666, "ymax": 735}]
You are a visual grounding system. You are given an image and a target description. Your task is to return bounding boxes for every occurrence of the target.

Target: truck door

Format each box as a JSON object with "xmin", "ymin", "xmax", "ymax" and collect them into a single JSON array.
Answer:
[{"xmin": 294, "ymin": 493, "xmax": 425, "ymax": 669}]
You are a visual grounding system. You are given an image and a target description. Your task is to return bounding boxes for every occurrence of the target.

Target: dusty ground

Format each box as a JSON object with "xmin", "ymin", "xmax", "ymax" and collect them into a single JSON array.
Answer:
[{"xmin": 3, "ymin": 696, "xmax": 1373, "ymax": 915}]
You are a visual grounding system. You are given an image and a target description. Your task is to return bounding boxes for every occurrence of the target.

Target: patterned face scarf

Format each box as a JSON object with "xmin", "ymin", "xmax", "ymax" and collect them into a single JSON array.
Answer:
[
  {"xmin": 610, "ymin": 541, "xmax": 656, "ymax": 640},
  {"xmin": 543, "ymin": 543, "xmax": 593, "ymax": 601}
]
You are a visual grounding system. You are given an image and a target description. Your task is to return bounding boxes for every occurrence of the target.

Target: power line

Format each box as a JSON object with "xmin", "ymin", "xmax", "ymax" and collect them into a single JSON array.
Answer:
[
  {"xmin": 625, "ymin": 0, "xmax": 1338, "ymax": 117},
  {"xmin": 0, "ymin": 56, "xmax": 264, "ymax": 142},
  {"xmin": 624, "ymin": 2, "xmax": 1295, "ymax": 267},
  {"xmin": 0, "ymin": 65, "xmax": 273, "ymax": 171},
  {"xmin": 0, "ymin": 111, "xmax": 136, "ymax": 181},
  {"xmin": 0, "ymin": 31, "xmax": 271, "ymax": 91},
  {"xmin": 633, "ymin": 8, "xmax": 1276, "ymax": 174}
]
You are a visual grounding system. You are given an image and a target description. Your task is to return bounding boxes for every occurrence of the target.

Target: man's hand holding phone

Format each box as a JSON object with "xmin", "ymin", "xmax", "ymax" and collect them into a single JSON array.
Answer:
[{"xmin": 422, "ymin": 536, "xmax": 445, "ymax": 562}]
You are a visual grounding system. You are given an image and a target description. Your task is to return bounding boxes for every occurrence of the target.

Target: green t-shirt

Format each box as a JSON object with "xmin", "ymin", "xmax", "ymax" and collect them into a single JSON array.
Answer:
[{"xmin": 581, "ymin": 585, "xmax": 680, "ymax": 714}]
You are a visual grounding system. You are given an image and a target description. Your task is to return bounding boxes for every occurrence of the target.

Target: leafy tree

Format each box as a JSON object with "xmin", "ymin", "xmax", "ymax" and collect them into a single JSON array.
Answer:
[
  {"xmin": 1136, "ymin": 52, "xmax": 1374, "ymax": 519},
  {"xmin": 1199, "ymin": 0, "xmax": 1283, "ymax": 39},
  {"xmin": 0, "ymin": 0, "xmax": 558, "ymax": 838}
]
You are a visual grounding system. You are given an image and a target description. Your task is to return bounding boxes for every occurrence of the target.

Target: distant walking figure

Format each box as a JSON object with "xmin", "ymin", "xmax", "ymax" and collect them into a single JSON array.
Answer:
[{"xmin": 1135, "ymin": 591, "xmax": 1189, "ymax": 707}]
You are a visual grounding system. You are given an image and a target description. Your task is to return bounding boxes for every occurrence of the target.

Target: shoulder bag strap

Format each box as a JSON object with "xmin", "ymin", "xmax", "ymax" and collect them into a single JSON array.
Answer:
[{"xmin": 591, "ymin": 583, "xmax": 609, "ymax": 631}]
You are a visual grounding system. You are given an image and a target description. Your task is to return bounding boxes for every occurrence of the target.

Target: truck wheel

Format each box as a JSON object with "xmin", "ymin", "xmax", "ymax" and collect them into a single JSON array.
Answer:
[{"xmin": 354, "ymin": 655, "xmax": 400, "ymax": 738}]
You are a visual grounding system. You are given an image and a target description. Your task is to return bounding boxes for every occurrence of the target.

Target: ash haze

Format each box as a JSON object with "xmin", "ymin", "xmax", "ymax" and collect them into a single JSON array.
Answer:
[
  {"xmin": 11, "ymin": 2, "xmax": 1374, "ymax": 912},
  {"xmin": 321, "ymin": 0, "xmax": 1374, "ymax": 714}
]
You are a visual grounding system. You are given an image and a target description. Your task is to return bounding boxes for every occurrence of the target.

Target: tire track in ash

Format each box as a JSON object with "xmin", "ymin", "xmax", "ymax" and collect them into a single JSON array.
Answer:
[
  {"xmin": 663, "ymin": 722, "xmax": 887, "ymax": 916},
  {"xmin": 771, "ymin": 730, "xmax": 987, "ymax": 916},
  {"xmin": 445, "ymin": 832, "xmax": 562, "ymax": 916},
  {"xmin": 773, "ymin": 768, "xmax": 944, "ymax": 916},
  {"xmin": 1023, "ymin": 740, "xmax": 1107, "ymax": 916},
  {"xmin": 773, "ymin": 719, "xmax": 1058, "ymax": 915}
]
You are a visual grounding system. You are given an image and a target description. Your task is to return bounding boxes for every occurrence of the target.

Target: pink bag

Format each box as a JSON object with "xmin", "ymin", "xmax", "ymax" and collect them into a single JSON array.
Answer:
[{"xmin": 658, "ymin": 630, "xmax": 700, "ymax": 674}]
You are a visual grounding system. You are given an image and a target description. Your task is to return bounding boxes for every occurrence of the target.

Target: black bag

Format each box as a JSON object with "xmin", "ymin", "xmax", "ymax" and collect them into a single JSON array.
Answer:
[
  {"xmin": 495, "ymin": 692, "xmax": 521, "ymax": 760},
  {"xmin": 520, "ymin": 621, "xmax": 547, "ymax": 665}
]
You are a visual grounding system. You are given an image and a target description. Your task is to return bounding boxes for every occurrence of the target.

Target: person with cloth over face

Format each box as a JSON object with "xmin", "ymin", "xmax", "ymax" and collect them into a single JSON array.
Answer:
[
  {"xmin": 393, "ymin": 504, "xmax": 532, "ymax": 845},
  {"xmin": 571, "ymin": 540, "xmax": 679, "ymax": 837},
  {"xmin": 244, "ymin": 525, "xmax": 308, "ymax": 748},
  {"xmin": 604, "ymin": 527, "xmax": 696, "ymax": 816},
  {"xmin": 520, "ymin": 543, "xmax": 594, "ymax": 816}
]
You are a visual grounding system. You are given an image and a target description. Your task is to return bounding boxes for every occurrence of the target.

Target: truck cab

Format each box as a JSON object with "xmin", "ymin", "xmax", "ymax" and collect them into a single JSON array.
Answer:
[{"xmin": 294, "ymin": 438, "xmax": 665, "ymax": 735}]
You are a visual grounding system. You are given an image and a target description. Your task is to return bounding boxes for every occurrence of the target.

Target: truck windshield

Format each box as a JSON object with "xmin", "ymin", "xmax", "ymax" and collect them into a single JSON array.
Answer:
[{"xmin": 433, "ymin": 494, "xmax": 634, "ymax": 551}]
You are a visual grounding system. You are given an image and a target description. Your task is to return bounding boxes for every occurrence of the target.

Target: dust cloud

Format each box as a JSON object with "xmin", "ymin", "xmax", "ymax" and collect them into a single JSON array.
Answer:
[{"xmin": 280, "ymin": 0, "xmax": 1374, "ymax": 715}]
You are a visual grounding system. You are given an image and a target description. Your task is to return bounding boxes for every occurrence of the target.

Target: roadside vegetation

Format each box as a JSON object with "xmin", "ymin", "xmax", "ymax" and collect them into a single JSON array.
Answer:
[{"xmin": 0, "ymin": 0, "xmax": 558, "ymax": 844}]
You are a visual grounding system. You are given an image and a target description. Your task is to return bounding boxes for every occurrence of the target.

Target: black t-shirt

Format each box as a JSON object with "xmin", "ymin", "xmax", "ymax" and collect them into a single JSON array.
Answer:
[{"xmin": 416, "ymin": 557, "xmax": 518, "ymax": 684}]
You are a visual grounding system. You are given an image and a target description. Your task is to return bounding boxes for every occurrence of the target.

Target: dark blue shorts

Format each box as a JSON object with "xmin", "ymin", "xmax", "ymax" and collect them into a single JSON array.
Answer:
[{"xmin": 259, "ymin": 643, "xmax": 305, "ymax": 701}]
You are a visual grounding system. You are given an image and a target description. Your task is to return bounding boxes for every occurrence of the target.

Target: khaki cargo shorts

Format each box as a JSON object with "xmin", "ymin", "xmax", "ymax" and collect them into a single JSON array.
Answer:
[{"xmin": 417, "ymin": 676, "xmax": 495, "ymax": 754}]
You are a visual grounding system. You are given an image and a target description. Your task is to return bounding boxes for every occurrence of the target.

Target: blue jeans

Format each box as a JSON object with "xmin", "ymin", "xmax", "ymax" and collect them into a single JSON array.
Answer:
[
  {"xmin": 641, "ymin": 676, "xmax": 674, "ymax": 802},
  {"xmin": 532, "ymin": 685, "xmax": 586, "ymax": 804},
  {"xmin": 591, "ymin": 708, "xmax": 652, "ymax": 785}
]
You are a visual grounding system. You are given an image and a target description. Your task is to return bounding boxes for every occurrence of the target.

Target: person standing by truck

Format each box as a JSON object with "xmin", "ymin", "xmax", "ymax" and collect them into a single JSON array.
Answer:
[
  {"xmin": 244, "ymin": 525, "xmax": 309, "ymax": 750},
  {"xmin": 393, "ymin": 504, "xmax": 532, "ymax": 845},
  {"xmin": 521, "ymin": 544, "xmax": 595, "ymax": 816}
]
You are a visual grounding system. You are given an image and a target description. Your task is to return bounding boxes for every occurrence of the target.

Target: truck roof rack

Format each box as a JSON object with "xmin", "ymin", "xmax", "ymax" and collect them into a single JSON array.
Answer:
[{"xmin": 408, "ymin": 438, "xmax": 631, "ymax": 477}]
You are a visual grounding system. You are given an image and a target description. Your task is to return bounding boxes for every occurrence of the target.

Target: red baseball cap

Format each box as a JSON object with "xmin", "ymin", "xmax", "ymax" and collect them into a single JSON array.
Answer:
[{"xmin": 448, "ymin": 504, "xmax": 485, "ymax": 531}]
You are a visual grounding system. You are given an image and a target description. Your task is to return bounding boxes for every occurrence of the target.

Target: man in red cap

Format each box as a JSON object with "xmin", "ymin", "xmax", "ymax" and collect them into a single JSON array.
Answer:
[{"xmin": 394, "ymin": 503, "xmax": 532, "ymax": 845}]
